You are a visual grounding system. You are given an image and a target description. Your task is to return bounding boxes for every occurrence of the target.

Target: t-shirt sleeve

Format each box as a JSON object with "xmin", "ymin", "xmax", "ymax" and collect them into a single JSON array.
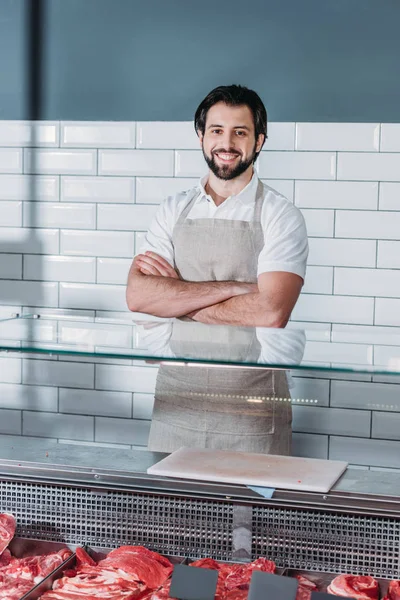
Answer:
[
  {"xmin": 257, "ymin": 200, "xmax": 309, "ymax": 280},
  {"xmin": 136, "ymin": 196, "xmax": 176, "ymax": 267}
]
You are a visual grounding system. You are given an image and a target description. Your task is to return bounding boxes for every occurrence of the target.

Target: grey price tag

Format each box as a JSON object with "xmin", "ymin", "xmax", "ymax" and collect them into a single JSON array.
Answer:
[
  {"xmin": 312, "ymin": 594, "xmax": 356, "ymax": 600},
  {"xmin": 248, "ymin": 571, "xmax": 298, "ymax": 600},
  {"xmin": 169, "ymin": 564, "xmax": 218, "ymax": 600}
]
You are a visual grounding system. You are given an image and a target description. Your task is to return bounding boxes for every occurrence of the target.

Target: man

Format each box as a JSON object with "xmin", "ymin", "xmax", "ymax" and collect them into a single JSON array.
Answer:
[{"xmin": 127, "ymin": 84, "xmax": 308, "ymax": 454}]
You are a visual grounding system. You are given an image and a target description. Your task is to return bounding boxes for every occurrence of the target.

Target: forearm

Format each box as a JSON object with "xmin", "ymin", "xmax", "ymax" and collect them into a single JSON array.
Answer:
[
  {"xmin": 126, "ymin": 268, "xmax": 255, "ymax": 318},
  {"xmin": 191, "ymin": 292, "xmax": 289, "ymax": 328}
]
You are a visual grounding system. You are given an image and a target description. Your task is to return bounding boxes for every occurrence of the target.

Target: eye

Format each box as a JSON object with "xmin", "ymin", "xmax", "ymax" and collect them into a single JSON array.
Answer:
[
  {"xmin": 211, "ymin": 129, "xmax": 222, "ymax": 134},
  {"xmin": 236, "ymin": 130, "xmax": 246, "ymax": 136}
]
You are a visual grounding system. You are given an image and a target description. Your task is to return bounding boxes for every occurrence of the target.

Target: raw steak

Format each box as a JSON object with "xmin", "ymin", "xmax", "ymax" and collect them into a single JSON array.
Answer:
[
  {"xmin": 327, "ymin": 575, "xmax": 379, "ymax": 599},
  {"xmin": 99, "ymin": 546, "xmax": 173, "ymax": 589},
  {"xmin": 383, "ymin": 580, "xmax": 400, "ymax": 600},
  {"xmin": 0, "ymin": 513, "xmax": 16, "ymax": 555}
]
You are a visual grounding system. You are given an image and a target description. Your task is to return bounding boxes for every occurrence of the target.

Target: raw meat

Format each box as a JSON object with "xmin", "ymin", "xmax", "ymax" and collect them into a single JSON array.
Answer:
[
  {"xmin": 0, "ymin": 548, "xmax": 11, "ymax": 567},
  {"xmin": 98, "ymin": 546, "xmax": 173, "ymax": 589},
  {"xmin": 327, "ymin": 574, "xmax": 379, "ymax": 599},
  {"xmin": 383, "ymin": 580, "xmax": 400, "ymax": 600},
  {"xmin": 149, "ymin": 579, "xmax": 175, "ymax": 600},
  {"xmin": 75, "ymin": 546, "xmax": 97, "ymax": 567},
  {"xmin": 0, "ymin": 576, "xmax": 33, "ymax": 600},
  {"xmin": 190, "ymin": 556, "xmax": 276, "ymax": 600},
  {"xmin": 224, "ymin": 590, "xmax": 248, "ymax": 600},
  {"xmin": 0, "ymin": 547, "xmax": 72, "ymax": 599},
  {"xmin": 224, "ymin": 557, "xmax": 276, "ymax": 590},
  {"xmin": 40, "ymin": 546, "xmax": 174, "ymax": 600},
  {"xmin": 295, "ymin": 575, "xmax": 318, "ymax": 600},
  {"xmin": 41, "ymin": 550, "xmax": 279, "ymax": 600},
  {"xmin": 190, "ymin": 558, "xmax": 221, "ymax": 571},
  {"xmin": 0, "ymin": 513, "xmax": 16, "ymax": 555}
]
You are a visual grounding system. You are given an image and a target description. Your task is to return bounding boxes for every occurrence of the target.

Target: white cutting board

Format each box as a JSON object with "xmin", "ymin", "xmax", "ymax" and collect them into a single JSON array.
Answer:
[{"xmin": 147, "ymin": 447, "xmax": 348, "ymax": 493}]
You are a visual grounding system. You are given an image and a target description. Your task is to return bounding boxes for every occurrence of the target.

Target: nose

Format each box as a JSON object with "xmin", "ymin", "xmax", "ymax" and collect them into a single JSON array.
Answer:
[{"xmin": 219, "ymin": 130, "xmax": 237, "ymax": 150}]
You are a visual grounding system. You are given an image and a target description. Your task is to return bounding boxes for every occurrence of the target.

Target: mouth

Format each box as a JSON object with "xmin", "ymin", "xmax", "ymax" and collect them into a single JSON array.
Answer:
[{"xmin": 214, "ymin": 151, "xmax": 240, "ymax": 164}]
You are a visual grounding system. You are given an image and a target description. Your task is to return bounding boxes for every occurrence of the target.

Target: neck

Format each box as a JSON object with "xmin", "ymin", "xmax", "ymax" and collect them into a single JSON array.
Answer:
[{"xmin": 205, "ymin": 166, "xmax": 254, "ymax": 206}]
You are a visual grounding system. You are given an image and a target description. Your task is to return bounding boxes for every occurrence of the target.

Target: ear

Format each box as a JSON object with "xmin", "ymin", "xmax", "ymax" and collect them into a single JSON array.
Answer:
[
  {"xmin": 198, "ymin": 131, "xmax": 204, "ymax": 146},
  {"xmin": 256, "ymin": 133, "xmax": 265, "ymax": 153}
]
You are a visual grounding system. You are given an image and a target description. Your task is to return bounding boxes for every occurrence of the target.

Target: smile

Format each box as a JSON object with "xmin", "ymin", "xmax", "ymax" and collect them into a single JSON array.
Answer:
[{"xmin": 215, "ymin": 152, "xmax": 240, "ymax": 162}]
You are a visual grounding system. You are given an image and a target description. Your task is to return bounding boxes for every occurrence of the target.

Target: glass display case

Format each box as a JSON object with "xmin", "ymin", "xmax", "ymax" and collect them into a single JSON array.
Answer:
[{"xmin": 1, "ymin": 311, "xmax": 400, "ymax": 584}]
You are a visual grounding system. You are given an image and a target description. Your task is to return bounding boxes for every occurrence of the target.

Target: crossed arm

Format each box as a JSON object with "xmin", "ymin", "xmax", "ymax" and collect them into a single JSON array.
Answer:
[{"xmin": 126, "ymin": 252, "xmax": 303, "ymax": 328}]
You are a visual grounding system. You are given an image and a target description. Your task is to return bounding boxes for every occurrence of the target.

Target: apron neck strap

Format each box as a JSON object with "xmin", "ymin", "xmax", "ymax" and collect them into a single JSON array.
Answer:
[
  {"xmin": 253, "ymin": 180, "xmax": 264, "ymax": 223},
  {"xmin": 175, "ymin": 188, "xmax": 201, "ymax": 226}
]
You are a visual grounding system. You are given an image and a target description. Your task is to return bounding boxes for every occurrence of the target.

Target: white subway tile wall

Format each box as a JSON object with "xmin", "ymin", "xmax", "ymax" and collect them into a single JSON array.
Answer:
[
  {"xmin": 1, "ymin": 120, "xmax": 400, "ymax": 465},
  {"xmin": 0, "ymin": 174, "xmax": 59, "ymax": 201},
  {"xmin": 0, "ymin": 148, "xmax": 23, "ymax": 173},
  {"xmin": 61, "ymin": 122, "xmax": 136, "ymax": 149},
  {"xmin": 0, "ymin": 201, "xmax": 23, "ymax": 227},
  {"xmin": 295, "ymin": 123, "xmax": 380, "ymax": 152}
]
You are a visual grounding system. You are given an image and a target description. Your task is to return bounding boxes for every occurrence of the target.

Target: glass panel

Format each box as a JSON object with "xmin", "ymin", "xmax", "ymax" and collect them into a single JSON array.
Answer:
[{"xmin": 1, "ymin": 313, "xmax": 400, "ymax": 376}]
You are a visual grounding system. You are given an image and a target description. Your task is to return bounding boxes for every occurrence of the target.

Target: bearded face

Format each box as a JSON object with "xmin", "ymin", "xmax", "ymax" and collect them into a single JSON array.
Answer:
[
  {"xmin": 199, "ymin": 102, "xmax": 263, "ymax": 181},
  {"xmin": 202, "ymin": 140, "xmax": 258, "ymax": 181}
]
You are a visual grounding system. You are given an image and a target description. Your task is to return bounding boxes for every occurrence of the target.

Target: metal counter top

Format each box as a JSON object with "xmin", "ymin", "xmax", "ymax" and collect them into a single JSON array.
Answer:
[{"xmin": 1, "ymin": 437, "xmax": 400, "ymax": 514}]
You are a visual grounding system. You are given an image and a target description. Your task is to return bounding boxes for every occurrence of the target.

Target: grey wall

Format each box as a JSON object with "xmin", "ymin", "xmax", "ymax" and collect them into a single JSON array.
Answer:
[{"xmin": 1, "ymin": 0, "xmax": 400, "ymax": 122}]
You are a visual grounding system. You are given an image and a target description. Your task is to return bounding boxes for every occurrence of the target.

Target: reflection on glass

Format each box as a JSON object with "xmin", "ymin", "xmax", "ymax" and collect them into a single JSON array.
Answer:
[{"xmin": 137, "ymin": 319, "xmax": 305, "ymax": 455}]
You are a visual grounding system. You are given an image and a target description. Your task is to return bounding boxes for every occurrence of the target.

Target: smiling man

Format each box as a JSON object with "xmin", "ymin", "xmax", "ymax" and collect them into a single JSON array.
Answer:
[{"xmin": 126, "ymin": 85, "xmax": 308, "ymax": 454}]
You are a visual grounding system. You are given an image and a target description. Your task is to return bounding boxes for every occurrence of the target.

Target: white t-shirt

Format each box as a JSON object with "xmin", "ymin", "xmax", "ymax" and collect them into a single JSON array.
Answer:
[{"xmin": 138, "ymin": 172, "xmax": 308, "ymax": 280}]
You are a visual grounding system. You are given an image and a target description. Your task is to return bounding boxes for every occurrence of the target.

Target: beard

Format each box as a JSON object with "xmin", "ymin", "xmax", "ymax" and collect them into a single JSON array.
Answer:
[{"xmin": 202, "ymin": 142, "xmax": 257, "ymax": 181}]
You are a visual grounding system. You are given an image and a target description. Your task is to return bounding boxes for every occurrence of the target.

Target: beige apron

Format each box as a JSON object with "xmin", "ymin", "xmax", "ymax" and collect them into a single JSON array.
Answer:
[{"xmin": 147, "ymin": 180, "xmax": 291, "ymax": 454}]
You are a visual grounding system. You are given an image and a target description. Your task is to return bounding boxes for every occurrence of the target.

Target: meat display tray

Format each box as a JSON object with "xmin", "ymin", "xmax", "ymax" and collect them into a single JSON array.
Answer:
[
  {"xmin": 4, "ymin": 540, "xmax": 396, "ymax": 600},
  {"xmin": 285, "ymin": 569, "xmax": 392, "ymax": 599},
  {"xmin": 18, "ymin": 544, "xmax": 283, "ymax": 600},
  {"xmin": 4, "ymin": 538, "xmax": 76, "ymax": 600},
  {"xmin": 20, "ymin": 545, "xmax": 186, "ymax": 600}
]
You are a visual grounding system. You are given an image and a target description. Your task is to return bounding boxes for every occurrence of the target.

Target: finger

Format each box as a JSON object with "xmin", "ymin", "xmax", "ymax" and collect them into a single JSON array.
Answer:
[
  {"xmin": 137, "ymin": 262, "xmax": 162, "ymax": 276},
  {"xmin": 145, "ymin": 252, "xmax": 177, "ymax": 275},
  {"xmin": 145, "ymin": 251, "xmax": 171, "ymax": 267},
  {"xmin": 145, "ymin": 253, "xmax": 180, "ymax": 279},
  {"xmin": 139, "ymin": 255, "xmax": 172, "ymax": 277}
]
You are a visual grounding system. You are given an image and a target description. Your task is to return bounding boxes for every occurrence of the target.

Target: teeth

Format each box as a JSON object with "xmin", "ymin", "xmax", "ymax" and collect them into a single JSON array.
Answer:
[{"xmin": 217, "ymin": 153, "xmax": 237, "ymax": 160}]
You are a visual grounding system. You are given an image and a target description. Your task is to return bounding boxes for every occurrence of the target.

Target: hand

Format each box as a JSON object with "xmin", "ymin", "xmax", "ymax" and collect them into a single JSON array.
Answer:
[{"xmin": 135, "ymin": 252, "xmax": 179, "ymax": 279}]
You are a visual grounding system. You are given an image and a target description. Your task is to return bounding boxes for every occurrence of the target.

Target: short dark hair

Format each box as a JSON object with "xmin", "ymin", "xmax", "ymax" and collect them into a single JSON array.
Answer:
[{"xmin": 194, "ymin": 84, "xmax": 268, "ymax": 146}]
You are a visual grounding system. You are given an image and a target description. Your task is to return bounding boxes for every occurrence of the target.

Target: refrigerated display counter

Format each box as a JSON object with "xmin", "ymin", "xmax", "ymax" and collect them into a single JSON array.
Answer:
[{"xmin": 1, "ymin": 312, "xmax": 400, "ymax": 593}]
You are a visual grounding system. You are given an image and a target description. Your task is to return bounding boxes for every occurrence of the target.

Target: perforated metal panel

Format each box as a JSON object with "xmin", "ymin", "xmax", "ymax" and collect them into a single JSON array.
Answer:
[
  {"xmin": 0, "ymin": 480, "xmax": 233, "ymax": 560},
  {"xmin": 2, "ymin": 479, "xmax": 400, "ymax": 576},
  {"xmin": 252, "ymin": 506, "xmax": 400, "ymax": 578}
]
